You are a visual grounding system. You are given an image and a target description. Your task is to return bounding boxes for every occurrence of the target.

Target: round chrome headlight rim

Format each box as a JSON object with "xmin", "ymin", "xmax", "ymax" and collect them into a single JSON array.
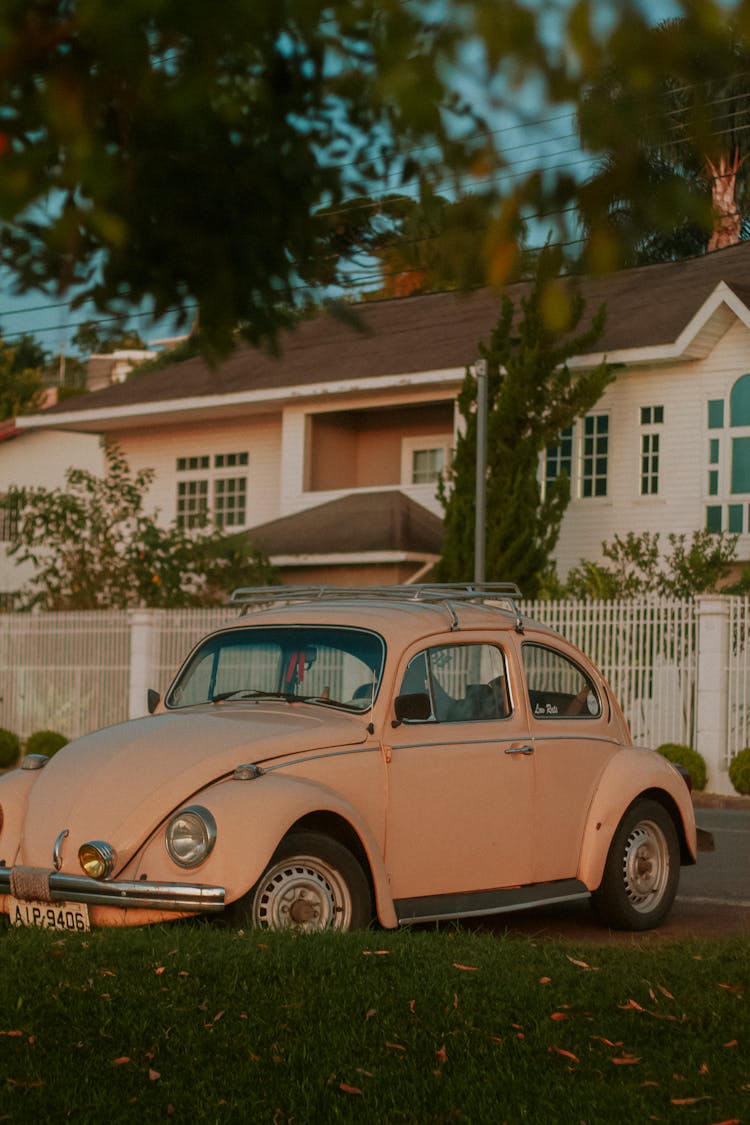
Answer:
[
  {"xmin": 78, "ymin": 840, "xmax": 117, "ymax": 880},
  {"xmin": 165, "ymin": 805, "xmax": 217, "ymax": 869}
]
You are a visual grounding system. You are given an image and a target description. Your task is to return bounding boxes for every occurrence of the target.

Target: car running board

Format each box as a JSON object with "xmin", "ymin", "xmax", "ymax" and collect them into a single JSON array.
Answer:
[{"xmin": 395, "ymin": 878, "xmax": 590, "ymax": 924}]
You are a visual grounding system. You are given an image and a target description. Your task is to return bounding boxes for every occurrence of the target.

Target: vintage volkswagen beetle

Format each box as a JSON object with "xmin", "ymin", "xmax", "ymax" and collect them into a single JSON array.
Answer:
[{"xmin": 0, "ymin": 584, "xmax": 699, "ymax": 933}]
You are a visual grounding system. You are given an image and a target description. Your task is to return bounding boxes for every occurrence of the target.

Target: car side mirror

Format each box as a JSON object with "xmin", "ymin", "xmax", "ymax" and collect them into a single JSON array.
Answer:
[
  {"xmin": 147, "ymin": 689, "xmax": 161, "ymax": 715},
  {"xmin": 393, "ymin": 691, "xmax": 432, "ymax": 725}
]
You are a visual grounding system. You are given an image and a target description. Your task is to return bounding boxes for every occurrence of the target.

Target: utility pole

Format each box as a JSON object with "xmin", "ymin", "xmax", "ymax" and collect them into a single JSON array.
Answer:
[{"xmin": 474, "ymin": 358, "xmax": 487, "ymax": 585}]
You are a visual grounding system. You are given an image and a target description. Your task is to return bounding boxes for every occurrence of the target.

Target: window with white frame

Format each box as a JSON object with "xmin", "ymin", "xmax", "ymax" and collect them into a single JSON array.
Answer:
[
  {"xmin": 401, "ymin": 436, "xmax": 451, "ymax": 486},
  {"xmin": 544, "ymin": 426, "xmax": 573, "ymax": 493},
  {"xmin": 176, "ymin": 451, "xmax": 249, "ymax": 530},
  {"xmin": 639, "ymin": 404, "xmax": 663, "ymax": 496},
  {"xmin": 581, "ymin": 414, "xmax": 609, "ymax": 498},
  {"xmin": 0, "ymin": 495, "xmax": 19, "ymax": 542}
]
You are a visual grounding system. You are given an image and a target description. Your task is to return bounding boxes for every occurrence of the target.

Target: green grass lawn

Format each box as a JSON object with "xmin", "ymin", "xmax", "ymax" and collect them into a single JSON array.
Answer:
[{"xmin": 0, "ymin": 922, "xmax": 747, "ymax": 1123}]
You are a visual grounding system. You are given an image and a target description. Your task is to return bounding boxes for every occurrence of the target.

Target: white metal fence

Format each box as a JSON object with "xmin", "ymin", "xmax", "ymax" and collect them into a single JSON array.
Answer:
[
  {"xmin": 0, "ymin": 597, "xmax": 748, "ymax": 788},
  {"xmin": 727, "ymin": 595, "xmax": 750, "ymax": 764}
]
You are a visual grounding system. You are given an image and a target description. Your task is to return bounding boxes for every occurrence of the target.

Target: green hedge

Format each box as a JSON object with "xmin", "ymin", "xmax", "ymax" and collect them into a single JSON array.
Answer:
[
  {"xmin": 0, "ymin": 728, "xmax": 20, "ymax": 769},
  {"xmin": 729, "ymin": 746, "xmax": 750, "ymax": 795},
  {"xmin": 24, "ymin": 730, "xmax": 69, "ymax": 758},
  {"xmin": 656, "ymin": 743, "xmax": 707, "ymax": 791}
]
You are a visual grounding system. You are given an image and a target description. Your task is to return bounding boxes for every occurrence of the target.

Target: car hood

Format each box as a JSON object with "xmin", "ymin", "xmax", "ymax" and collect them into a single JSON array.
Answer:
[{"xmin": 16, "ymin": 702, "xmax": 369, "ymax": 872}]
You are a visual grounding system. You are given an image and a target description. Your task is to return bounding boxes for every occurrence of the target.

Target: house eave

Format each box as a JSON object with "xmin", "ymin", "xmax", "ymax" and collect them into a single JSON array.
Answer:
[{"xmin": 14, "ymin": 368, "xmax": 464, "ymax": 433}]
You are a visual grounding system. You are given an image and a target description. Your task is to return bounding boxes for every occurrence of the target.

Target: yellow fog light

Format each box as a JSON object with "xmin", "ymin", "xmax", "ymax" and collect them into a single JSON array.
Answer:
[{"xmin": 78, "ymin": 841, "xmax": 116, "ymax": 879}]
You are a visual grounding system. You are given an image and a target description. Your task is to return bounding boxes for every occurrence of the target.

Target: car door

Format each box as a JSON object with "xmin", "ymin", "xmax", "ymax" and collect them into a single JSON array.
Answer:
[
  {"xmin": 384, "ymin": 637, "xmax": 535, "ymax": 910},
  {"xmin": 516, "ymin": 637, "xmax": 620, "ymax": 884}
]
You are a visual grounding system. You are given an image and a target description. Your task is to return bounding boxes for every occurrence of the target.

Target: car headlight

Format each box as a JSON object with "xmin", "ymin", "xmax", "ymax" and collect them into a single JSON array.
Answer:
[
  {"xmin": 78, "ymin": 840, "xmax": 116, "ymax": 879},
  {"xmin": 165, "ymin": 805, "xmax": 217, "ymax": 868}
]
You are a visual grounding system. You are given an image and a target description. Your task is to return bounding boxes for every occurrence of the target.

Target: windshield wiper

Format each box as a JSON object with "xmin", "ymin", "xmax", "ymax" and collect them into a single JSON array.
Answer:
[{"xmin": 211, "ymin": 689, "xmax": 298, "ymax": 704}]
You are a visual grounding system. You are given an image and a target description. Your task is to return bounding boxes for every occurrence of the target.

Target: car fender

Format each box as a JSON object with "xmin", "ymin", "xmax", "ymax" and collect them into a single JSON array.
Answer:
[
  {"xmin": 0, "ymin": 763, "xmax": 48, "ymax": 864},
  {"xmin": 576, "ymin": 747, "xmax": 697, "ymax": 891},
  {"xmin": 127, "ymin": 772, "xmax": 398, "ymax": 928}
]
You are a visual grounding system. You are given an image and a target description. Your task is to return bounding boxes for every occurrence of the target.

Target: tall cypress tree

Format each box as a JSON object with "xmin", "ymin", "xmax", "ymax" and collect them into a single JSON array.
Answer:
[{"xmin": 436, "ymin": 247, "xmax": 613, "ymax": 596}]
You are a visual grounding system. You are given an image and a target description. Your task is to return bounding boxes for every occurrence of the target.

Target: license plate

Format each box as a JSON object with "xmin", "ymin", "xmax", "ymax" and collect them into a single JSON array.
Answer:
[{"xmin": 8, "ymin": 897, "xmax": 90, "ymax": 932}]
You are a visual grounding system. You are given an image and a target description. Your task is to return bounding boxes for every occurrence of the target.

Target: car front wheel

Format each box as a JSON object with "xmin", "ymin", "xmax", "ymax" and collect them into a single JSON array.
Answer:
[
  {"xmin": 234, "ymin": 831, "xmax": 372, "ymax": 932},
  {"xmin": 591, "ymin": 799, "xmax": 680, "ymax": 931}
]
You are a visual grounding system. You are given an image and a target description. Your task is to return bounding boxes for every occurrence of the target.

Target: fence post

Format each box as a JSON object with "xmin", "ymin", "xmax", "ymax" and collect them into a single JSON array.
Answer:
[
  {"xmin": 128, "ymin": 609, "xmax": 162, "ymax": 720},
  {"xmin": 695, "ymin": 595, "xmax": 732, "ymax": 795}
]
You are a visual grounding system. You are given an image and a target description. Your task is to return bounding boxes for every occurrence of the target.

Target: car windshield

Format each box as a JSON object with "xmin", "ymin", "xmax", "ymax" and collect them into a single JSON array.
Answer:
[{"xmin": 165, "ymin": 626, "xmax": 385, "ymax": 712}]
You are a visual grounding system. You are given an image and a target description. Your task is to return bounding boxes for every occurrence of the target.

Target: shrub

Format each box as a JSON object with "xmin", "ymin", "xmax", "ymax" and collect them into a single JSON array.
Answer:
[
  {"xmin": 0, "ymin": 728, "xmax": 20, "ymax": 769},
  {"xmin": 729, "ymin": 746, "xmax": 750, "ymax": 795},
  {"xmin": 25, "ymin": 729, "xmax": 69, "ymax": 759},
  {"xmin": 656, "ymin": 743, "xmax": 707, "ymax": 791}
]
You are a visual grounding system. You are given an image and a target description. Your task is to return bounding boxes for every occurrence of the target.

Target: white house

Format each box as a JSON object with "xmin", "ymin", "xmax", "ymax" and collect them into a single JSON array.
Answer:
[
  {"xmin": 10, "ymin": 240, "xmax": 750, "ymax": 589},
  {"xmin": 0, "ymin": 421, "xmax": 103, "ymax": 601}
]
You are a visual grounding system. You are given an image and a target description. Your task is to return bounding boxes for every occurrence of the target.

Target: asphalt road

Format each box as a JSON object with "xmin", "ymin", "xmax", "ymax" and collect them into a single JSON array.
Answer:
[{"xmin": 476, "ymin": 807, "xmax": 750, "ymax": 943}]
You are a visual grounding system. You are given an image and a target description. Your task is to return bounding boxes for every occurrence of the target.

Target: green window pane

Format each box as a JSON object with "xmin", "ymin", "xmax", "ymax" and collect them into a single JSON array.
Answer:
[
  {"xmin": 708, "ymin": 400, "xmax": 725, "ymax": 429},
  {"xmin": 730, "ymin": 374, "xmax": 750, "ymax": 426},
  {"xmin": 709, "ymin": 438, "xmax": 720, "ymax": 464},
  {"xmin": 708, "ymin": 470, "xmax": 719, "ymax": 496},
  {"xmin": 706, "ymin": 506, "xmax": 722, "ymax": 532},
  {"xmin": 640, "ymin": 406, "xmax": 651, "ymax": 425},
  {"xmin": 732, "ymin": 436, "xmax": 750, "ymax": 493},
  {"xmin": 654, "ymin": 405, "xmax": 664, "ymax": 424},
  {"xmin": 729, "ymin": 504, "xmax": 744, "ymax": 533}
]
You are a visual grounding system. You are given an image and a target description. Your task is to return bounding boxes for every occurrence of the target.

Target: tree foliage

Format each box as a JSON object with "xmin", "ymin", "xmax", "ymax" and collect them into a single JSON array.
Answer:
[
  {"xmin": 563, "ymin": 529, "xmax": 750, "ymax": 598},
  {"xmin": 2, "ymin": 2, "xmax": 748, "ymax": 353},
  {"xmin": 3, "ymin": 441, "xmax": 277, "ymax": 609},
  {"xmin": 577, "ymin": 15, "xmax": 750, "ymax": 268},
  {"xmin": 0, "ymin": 336, "xmax": 46, "ymax": 420},
  {"xmin": 435, "ymin": 246, "xmax": 613, "ymax": 596}
]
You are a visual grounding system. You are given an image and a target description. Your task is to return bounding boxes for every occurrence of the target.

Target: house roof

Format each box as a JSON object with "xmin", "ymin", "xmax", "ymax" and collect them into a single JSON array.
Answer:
[
  {"xmin": 18, "ymin": 240, "xmax": 750, "ymax": 432},
  {"xmin": 243, "ymin": 491, "xmax": 444, "ymax": 559}
]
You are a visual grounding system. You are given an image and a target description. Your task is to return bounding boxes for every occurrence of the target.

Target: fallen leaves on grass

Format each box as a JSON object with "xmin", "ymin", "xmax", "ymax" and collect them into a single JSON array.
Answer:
[
  {"xmin": 611, "ymin": 1055, "xmax": 641, "ymax": 1065},
  {"xmin": 339, "ymin": 1082, "xmax": 363, "ymax": 1096},
  {"xmin": 567, "ymin": 956, "xmax": 598, "ymax": 971},
  {"xmin": 452, "ymin": 964, "xmax": 478, "ymax": 972},
  {"xmin": 549, "ymin": 1046, "xmax": 579, "ymax": 1064}
]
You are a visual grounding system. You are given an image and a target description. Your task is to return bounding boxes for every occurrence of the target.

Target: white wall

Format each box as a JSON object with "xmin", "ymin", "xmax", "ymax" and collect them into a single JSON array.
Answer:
[
  {"xmin": 111, "ymin": 415, "xmax": 283, "ymax": 529},
  {"xmin": 552, "ymin": 319, "xmax": 750, "ymax": 576},
  {"xmin": 0, "ymin": 430, "xmax": 103, "ymax": 594}
]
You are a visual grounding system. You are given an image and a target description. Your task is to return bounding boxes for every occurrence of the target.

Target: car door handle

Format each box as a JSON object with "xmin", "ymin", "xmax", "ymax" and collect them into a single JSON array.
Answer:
[{"xmin": 505, "ymin": 744, "xmax": 534, "ymax": 755}]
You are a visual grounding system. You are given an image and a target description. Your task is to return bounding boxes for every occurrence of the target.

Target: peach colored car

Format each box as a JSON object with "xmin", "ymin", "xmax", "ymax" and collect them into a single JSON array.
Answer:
[{"xmin": 0, "ymin": 585, "xmax": 699, "ymax": 934}]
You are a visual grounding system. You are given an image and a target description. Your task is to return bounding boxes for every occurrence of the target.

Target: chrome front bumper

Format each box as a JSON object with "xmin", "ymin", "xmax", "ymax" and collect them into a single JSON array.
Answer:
[{"xmin": 0, "ymin": 866, "xmax": 225, "ymax": 913}]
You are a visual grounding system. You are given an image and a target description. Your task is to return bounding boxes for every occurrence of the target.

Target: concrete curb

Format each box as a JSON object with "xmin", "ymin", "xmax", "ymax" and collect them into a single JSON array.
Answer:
[{"xmin": 693, "ymin": 791, "xmax": 750, "ymax": 810}]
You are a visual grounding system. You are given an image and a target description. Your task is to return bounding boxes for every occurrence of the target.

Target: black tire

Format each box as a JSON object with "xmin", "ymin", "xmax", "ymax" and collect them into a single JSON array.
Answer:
[
  {"xmin": 231, "ymin": 830, "xmax": 372, "ymax": 932},
  {"xmin": 591, "ymin": 799, "xmax": 680, "ymax": 931}
]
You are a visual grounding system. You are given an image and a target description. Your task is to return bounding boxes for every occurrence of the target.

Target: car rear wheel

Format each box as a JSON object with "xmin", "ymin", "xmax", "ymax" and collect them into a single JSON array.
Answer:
[
  {"xmin": 235, "ymin": 831, "xmax": 372, "ymax": 932},
  {"xmin": 591, "ymin": 799, "xmax": 680, "ymax": 931}
]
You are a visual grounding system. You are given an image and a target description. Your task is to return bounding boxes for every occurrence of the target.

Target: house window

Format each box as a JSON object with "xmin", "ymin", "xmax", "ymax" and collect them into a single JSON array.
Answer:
[
  {"xmin": 581, "ymin": 415, "xmax": 609, "ymax": 498},
  {"xmin": 640, "ymin": 405, "xmax": 663, "ymax": 496},
  {"xmin": 545, "ymin": 427, "xmax": 573, "ymax": 491},
  {"xmin": 411, "ymin": 448, "xmax": 445, "ymax": 484},
  {"xmin": 640, "ymin": 433, "xmax": 660, "ymax": 495},
  {"xmin": 214, "ymin": 477, "xmax": 247, "ymax": 529},
  {"xmin": 176, "ymin": 451, "xmax": 249, "ymax": 530},
  {"xmin": 708, "ymin": 399, "xmax": 725, "ymax": 429},
  {"xmin": 640, "ymin": 405, "xmax": 664, "ymax": 426},
  {"xmin": 0, "ymin": 495, "xmax": 19, "ymax": 543},
  {"xmin": 177, "ymin": 480, "xmax": 209, "ymax": 529},
  {"xmin": 400, "ymin": 436, "xmax": 451, "ymax": 486},
  {"xmin": 706, "ymin": 505, "xmax": 722, "ymax": 532}
]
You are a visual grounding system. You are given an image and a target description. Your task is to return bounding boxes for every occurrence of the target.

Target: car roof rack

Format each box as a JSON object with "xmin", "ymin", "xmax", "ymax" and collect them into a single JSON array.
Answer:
[{"xmin": 230, "ymin": 583, "xmax": 523, "ymax": 618}]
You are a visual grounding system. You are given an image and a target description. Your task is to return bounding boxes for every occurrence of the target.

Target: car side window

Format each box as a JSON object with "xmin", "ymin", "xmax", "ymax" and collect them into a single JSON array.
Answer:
[
  {"xmin": 522, "ymin": 643, "xmax": 601, "ymax": 719},
  {"xmin": 398, "ymin": 643, "xmax": 511, "ymax": 723}
]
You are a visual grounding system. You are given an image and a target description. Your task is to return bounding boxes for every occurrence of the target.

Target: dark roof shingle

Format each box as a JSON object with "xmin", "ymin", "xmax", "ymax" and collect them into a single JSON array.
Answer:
[{"xmin": 42, "ymin": 240, "xmax": 750, "ymax": 416}]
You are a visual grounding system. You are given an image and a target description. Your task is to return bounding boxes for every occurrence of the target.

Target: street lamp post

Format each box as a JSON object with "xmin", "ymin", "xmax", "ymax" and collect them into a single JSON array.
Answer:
[{"xmin": 474, "ymin": 358, "xmax": 488, "ymax": 585}]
